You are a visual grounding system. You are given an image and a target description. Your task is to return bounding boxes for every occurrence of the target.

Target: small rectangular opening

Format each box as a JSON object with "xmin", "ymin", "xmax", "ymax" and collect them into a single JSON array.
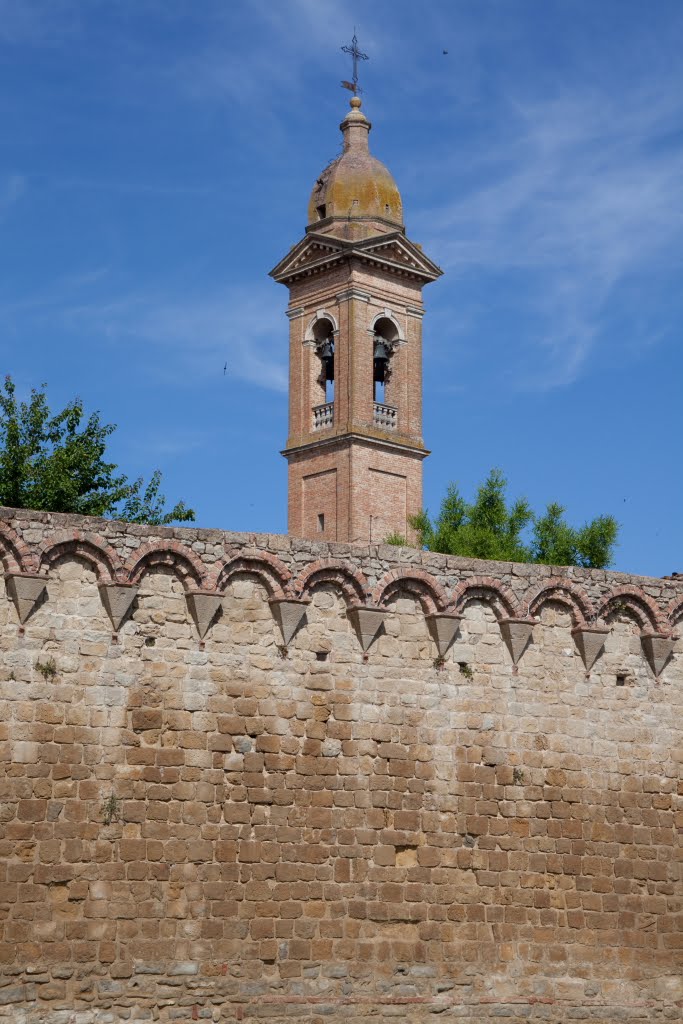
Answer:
[
  {"xmin": 315, "ymin": 650, "xmax": 329, "ymax": 662},
  {"xmin": 616, "ymin": 674, "xmax": 627, "ymax": 686},
  {"xmin": 316, "ymin": 203, "xmax": 326, "ymax": 219},
  {"xmin": 317, "ymin": 513, "xmax": 325, "ymax": 532}
]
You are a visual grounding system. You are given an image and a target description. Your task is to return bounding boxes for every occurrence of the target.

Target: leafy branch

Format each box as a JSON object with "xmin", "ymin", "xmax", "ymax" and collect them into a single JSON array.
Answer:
[{"xmin": 0, "ymin": 378, "xmax": 195, "ymax": 526}]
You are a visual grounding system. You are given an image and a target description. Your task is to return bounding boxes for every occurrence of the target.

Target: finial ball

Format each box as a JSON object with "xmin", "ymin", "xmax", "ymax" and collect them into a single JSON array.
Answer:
[{"xmin": 350, "ymin": 96, "xmax": 362, "ymax": 110}]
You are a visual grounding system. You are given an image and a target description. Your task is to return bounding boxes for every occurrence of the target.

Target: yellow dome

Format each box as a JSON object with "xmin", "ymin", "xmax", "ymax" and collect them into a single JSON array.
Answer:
[{"xmin": 307, "ymin": 97, "xmax": 403, "ymax": 235}]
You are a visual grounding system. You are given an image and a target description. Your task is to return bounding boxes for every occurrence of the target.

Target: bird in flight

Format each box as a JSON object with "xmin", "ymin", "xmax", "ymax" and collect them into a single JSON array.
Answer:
[{"xmin": 223, "ymin": 362, "xmax": 227, "ymax": 375}]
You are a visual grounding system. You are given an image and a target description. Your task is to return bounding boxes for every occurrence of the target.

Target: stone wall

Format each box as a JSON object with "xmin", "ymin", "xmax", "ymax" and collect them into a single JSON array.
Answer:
[{"xmin": 0, "ymin": 507, "xmax": 681, "ymax": 1024}]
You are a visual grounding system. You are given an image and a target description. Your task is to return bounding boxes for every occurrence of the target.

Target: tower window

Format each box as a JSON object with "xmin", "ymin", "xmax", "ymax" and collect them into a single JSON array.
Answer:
[
  {"xmin": 313, "ymin": 318, "xmax": 335, "ymax": 404},
  {"xmin": 372, "ymin": 317, "xmax": 399, "ymax": 404},
  {"xmin": 374, "ymin": 344, "xmax": 388, "ymax": 403},
  {"xmin": 316, "ymin": 204, "xmax": 326, "ymax": 220},
  {"xmin": 317, "ymin": 513, "xmax": 325, "ymax": 532}
]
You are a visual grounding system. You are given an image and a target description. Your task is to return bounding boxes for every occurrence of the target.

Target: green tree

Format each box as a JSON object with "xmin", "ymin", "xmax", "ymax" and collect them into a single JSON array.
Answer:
[
  {"xmin": 406, "ymin": 468, "xmax": 617, "ymax": 569},
  {"xmin": 531, "ymin": 501, "xmax": 618, "ymax": 569},
  {"xmin": 0, "ymin": 377, "xmax": 194, "ymax": 525}
]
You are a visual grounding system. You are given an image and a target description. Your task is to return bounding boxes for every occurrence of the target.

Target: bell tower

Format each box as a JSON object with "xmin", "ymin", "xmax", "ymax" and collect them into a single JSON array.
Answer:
[{"xmin": 271, "ymin": 96, "xmax": 441, "ymax": 544}]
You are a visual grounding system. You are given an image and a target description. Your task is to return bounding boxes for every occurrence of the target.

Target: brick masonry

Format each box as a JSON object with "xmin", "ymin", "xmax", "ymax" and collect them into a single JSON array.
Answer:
[
  {"xmin": 280, "ymin": 261, "xmax": 432, "ymax": 547},
  {"xmin": 0, "ymin": 505, "xmax": 681, "ymax": 1023},
  {"xmin": 272, "ymin": 94, "xmax": 440, "ymax": 547}
]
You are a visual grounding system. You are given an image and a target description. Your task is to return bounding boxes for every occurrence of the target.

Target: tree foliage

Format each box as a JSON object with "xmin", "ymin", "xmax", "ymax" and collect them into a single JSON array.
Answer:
[
  {"xmin": 406, "ymin": 468, "xmax": 618, "ymax": 568},
  {"xmin": 0, "ymin": 377, "xmax": 194, "ymax": 526}
]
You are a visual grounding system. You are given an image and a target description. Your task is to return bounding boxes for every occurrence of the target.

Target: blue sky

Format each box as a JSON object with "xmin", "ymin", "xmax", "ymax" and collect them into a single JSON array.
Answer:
[{"xmin": 1, "ymin": 0, "xmax": 681, "ymax": 577}]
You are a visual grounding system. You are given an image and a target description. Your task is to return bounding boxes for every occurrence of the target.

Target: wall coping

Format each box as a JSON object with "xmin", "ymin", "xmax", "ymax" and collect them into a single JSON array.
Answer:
[{"xmin": 0, "ymin": 504, "xmax": 679, "ymax": 591}]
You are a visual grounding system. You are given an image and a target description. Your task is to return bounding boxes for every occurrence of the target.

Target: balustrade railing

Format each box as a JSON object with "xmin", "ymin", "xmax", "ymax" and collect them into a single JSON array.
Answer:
[
  {"xmin": 313, "ymin": 402, "xmax": 334, "ymax": 430},
  {"xmin": 373, "ymin": 402, "xmax": 397, "ymax": 430}
]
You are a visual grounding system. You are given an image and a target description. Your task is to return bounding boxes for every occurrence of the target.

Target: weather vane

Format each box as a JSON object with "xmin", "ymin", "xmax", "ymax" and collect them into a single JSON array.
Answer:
[{"xmin": 341, "ymin": 30, "xmax": 368, "ymax": 95}]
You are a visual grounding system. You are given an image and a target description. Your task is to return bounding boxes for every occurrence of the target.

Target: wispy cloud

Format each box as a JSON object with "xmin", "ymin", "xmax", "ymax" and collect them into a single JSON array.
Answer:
[
  {"xmin": 0, "ymin": 173, "xmax": 26, "ymax": 216},
  {"xmin": 0, "ymin": 0, "xmax": 79, "ymax": 45},
  {"xmin": 164, "ymin": 0, "xmax": 362, "ymax": 113},
  {"xmin": 127, "ymin": 287, "xmax": 288, "ymax": 392},
  {"xmin": 0, "ymin": 271, "xmax": 288, "ymax": 394},
  {"xmin": 133, "ymin": 428, "xmax": 208, "ymax": 459},
  {"xmin": 418, "ymin": 86, "xmax": 683, "ymax": 389},
  {"xmin": 52, "ymin": 177, "xmax": 213, "ymax": 197}
]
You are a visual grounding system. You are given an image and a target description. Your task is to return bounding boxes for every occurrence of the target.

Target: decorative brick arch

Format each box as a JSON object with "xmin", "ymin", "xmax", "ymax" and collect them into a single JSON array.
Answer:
[
  {"xmin": 294, "ymin": 559, "xmax": 368, "ymax": 606},
  {"xmin": 370, "ymin": 310, "xmax": 405, "ymax": 342},
  {"xmin": 304, "ymin": 309, "xmax": 339, "ymax": 341},
  {"xmin": 596, "ymin": 585, "xmax": 664, "ymax": 634},
  {"xmin": 126, "ymin": 541, "xmax": 205, "ymax": 590},
  {"xmin": 666, "ymin": 595, "xmax": 683, "ymax": 632},
  {"xmin": 0, "ymin": 520, "xmax": 32, "ymax": 573},
  {"xmin": 452, "ymin": 576, "xmax": 520, "ymax": 621},
  {"xmin": 215, "ymin": 553, "xmax": 289, "ymax": 599},
  {"xmin": 373, "ymin": 569, "xmax": 447, "ymax": 615},
  {"xmin": 38, "ymin": 531, "xmax": 123, "ymax": 583},
  {"xmin": 523, "ymin": 577, "xmax": 594, "ymax": 628}
]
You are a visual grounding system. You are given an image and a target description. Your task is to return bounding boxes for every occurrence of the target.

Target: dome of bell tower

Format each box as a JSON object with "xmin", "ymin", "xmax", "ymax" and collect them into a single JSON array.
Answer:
[{"xmin": 307, "ymin": 97, "xmax": 403, "ymax": 239}]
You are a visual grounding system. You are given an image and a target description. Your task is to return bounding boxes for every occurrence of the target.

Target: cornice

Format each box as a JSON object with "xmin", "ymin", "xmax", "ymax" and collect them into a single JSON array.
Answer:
[
  {"xmin": 282, "ymin": 431, "xmax": 430, "ymax": 460},
  {"xmin": 335, "ymin": 288, "xmax": 371, "ymax": 302},
  {"xmin": 271, "ymin": 230, "xmax": 442, "ymax": 286}
]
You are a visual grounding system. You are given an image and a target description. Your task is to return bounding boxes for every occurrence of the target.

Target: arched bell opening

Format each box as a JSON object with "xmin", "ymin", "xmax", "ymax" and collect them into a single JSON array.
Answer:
[
  {"xmin": 372, "ymin": 316, "xmax": 399, "ymax": 427},
  {"xmin": 311, "ymin": 317, "xmax": 336, "ymax": 429},
  {"xmin": 313, "ymin": 318, "xmax": 335, "ymax": 402}
]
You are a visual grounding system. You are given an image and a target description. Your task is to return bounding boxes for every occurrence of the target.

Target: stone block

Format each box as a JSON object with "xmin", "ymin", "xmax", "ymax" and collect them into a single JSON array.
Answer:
[
  {"xmin": 641, "ymin": 633, "xmax": 674, "ymax": 677},
  {"xmin": 425, "ymin": 612, "xmax": 462, "ymax": 656},
  {"xmin": 5, "ymin": 573, "xmax": 46, "ymax": 624},
  {"xmin": 98, "ymin": 583, "xmax": 138, "ymax": 631},
  {"xmin": 347, "ymin": 604, "xmax": 386, "ymax": 651},
  {"xmin": 572, "ymin": 626, "xmax": 610, "ymax": 671},
  {"xmin": 185, "ymin": 590, "xmax": 223, "ymax": 639},
  {"xmin": 499, "ymin": 617, "xmax": 534, "ymax": 664},
  {"xmin": 269, "ymin": 597, "xmax": 310, "ymax": 646},
  {"xmin": 12, "ymin": 741, "xmax": 40, "ymax": 764},
  {"xmin": 0, "ymin": 983, "xmax": 36, "ymax": 1004},
  {"xmin": 131, "ymin": 708, "xmax": 162, "ymax": 731}
]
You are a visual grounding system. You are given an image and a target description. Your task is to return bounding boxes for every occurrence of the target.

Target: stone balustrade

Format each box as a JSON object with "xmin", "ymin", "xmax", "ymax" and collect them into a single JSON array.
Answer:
[
  {"xmin": 313, "ymin": 401, "xmax": 334, "ymax": 429},
  {"xmin": 373, "ymin": 401, "xmax": 397, "ymax": 429}
]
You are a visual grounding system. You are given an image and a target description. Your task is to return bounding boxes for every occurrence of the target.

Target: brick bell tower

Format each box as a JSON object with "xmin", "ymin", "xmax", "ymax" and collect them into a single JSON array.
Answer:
[{"xmin": 271, "ymin": 95, "xmax": 441, "ymax": 544}]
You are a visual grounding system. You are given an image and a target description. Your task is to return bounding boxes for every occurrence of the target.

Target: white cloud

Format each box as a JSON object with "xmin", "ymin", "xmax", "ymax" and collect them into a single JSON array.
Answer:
[
  {"xmin": 164, "ymin": 0, "xmax": 369, "ymax": 113},
  {"xmin": 52, "ymin": 177, "xmax": 212, "ymax": 197},
  {"xmin": 129, "ymin": 288, "xmax": 288, "ymax": 392},
  {"xmin": 0, "ymin": 173, "xmax": 26, "ymax": 215},
  {"xmin": 0, "ymin": 0, "xmax": 79, "ymax": 44},
  {"xmin": 417, "ymin": 85, "xmax": 683, "ymax": 389},
  {"xmin": 0, "ymin": 272, "xmax": 288, "ymax": 394}
]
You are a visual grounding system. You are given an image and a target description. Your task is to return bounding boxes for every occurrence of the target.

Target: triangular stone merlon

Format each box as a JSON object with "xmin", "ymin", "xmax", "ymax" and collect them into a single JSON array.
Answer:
[
  {"xmin": 426, "ymin": 613, "xmax": 463, "ymax": 657},
  {"xmin": 98, "ymin": 583, "xmax": 139, "ymax": 632},
  {"xmin": 269, "ymin": 598, "xmax": 310, "ymax": 647},
  {"xmin": 347, "ymin": 605, "xmax": 387, "ymax": 652},
  {"xmin": 641, "ymin": 633, "xmax": 675, "ymax": 678},
  {"xmin": 571, "ymin": 626, "xmax": 610, "ymax": 672},
  {"xmin": 185, "ymin": 591, "xmax": 223, "ymax": 640},
  {"xmin": 499, "ymin": 618, "xmax": 535, "ymax": 665},
  {"xmin": 5, "ymin": 573, "xmax": 47, "ymax": 625}
]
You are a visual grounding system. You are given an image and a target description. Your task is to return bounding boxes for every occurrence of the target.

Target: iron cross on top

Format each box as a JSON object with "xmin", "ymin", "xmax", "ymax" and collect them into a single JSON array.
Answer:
[{"xmin": 341, "ymin": 31, "xmax": 368, "ymax": 94}]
